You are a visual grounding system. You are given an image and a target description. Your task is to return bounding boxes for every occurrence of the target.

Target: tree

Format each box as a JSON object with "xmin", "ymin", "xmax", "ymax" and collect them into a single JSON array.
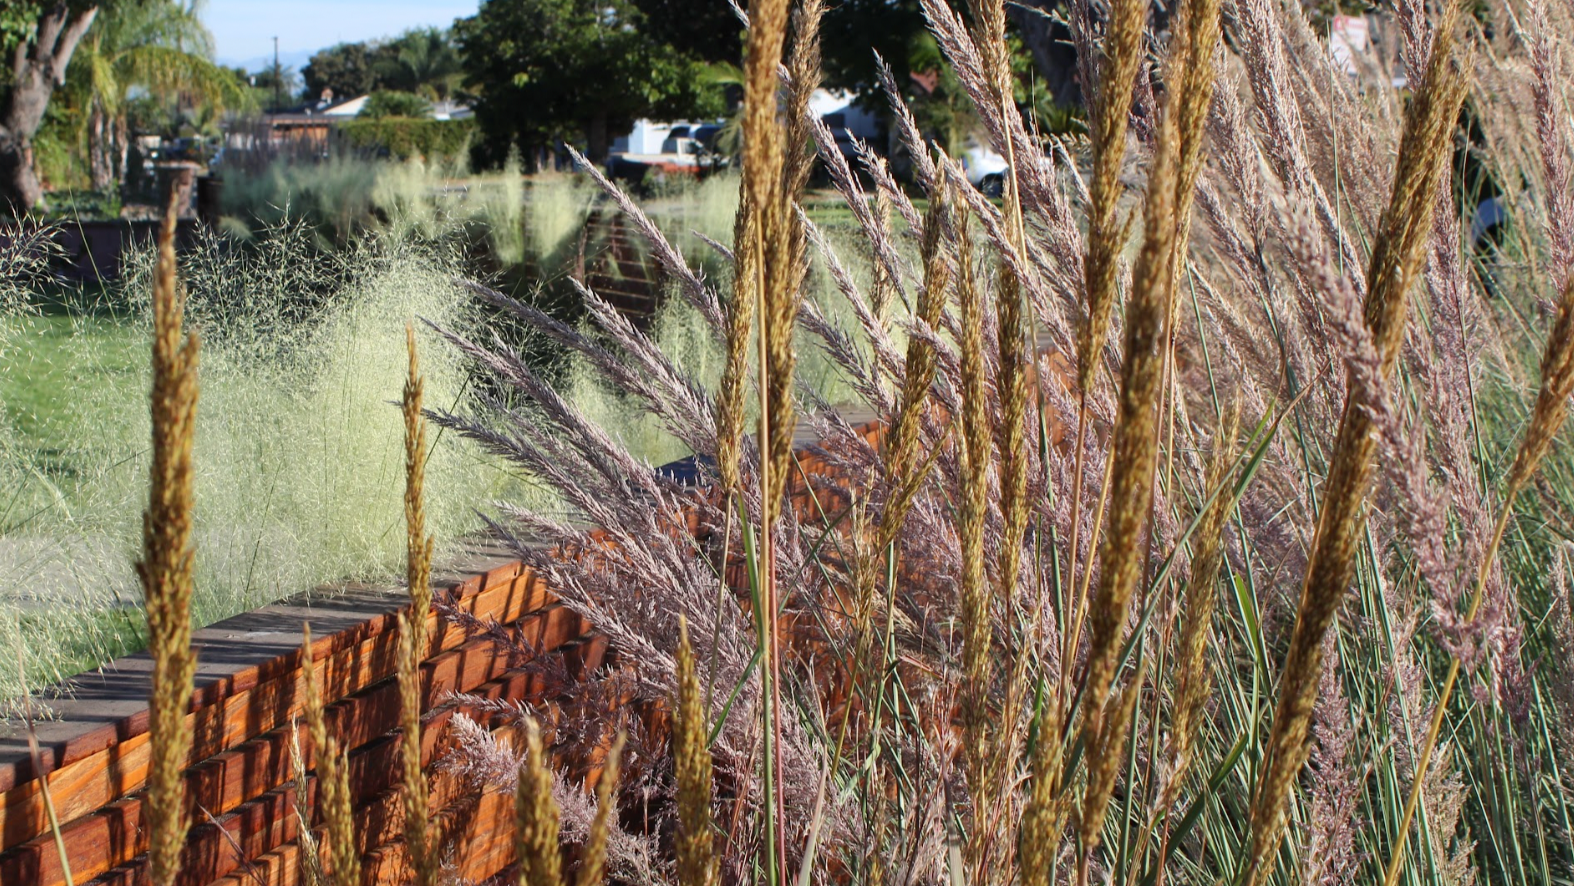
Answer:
[
  {"xmin": 1, "ymin": 1, "xmax": 100, "ymax": 211},
  {"xmin": 249, "ymin": 61, "xmax": 299, "ymax": 112},
  {"xmin": 455, "ymin": 0, "xmax": 722, "ymax": 167},
  {"xmin": 629, "ymin": 0, "xmax": 741, "ymax": 64},
  {"xmin": 376, "ymin": 28, "xmax": 462, "ymax": 103},
  {"xmin": 67, "ymin": 0, "xmax": 243, "ymax": 190},
  {"xmin": 302, "ymin": 41, "xmax": 377, "ymax": 103}
]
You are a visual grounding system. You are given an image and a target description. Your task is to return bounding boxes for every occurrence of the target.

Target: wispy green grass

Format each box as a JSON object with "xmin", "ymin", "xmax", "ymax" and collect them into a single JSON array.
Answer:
[{"xmin": 0, "ymin": 226, "xmax": 534, "ymax": 700}]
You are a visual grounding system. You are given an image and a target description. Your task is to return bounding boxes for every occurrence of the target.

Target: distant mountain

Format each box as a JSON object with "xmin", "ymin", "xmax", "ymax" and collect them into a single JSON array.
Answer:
[{"xmin": 218, "ymin": 48, "xmax": 316, "ymax": 73}]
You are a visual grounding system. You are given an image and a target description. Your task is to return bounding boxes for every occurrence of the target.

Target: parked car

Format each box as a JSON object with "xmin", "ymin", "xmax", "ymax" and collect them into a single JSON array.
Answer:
[{"xmin": 960, "ymin": 135, "xmax": 1009, "ymax": 196}]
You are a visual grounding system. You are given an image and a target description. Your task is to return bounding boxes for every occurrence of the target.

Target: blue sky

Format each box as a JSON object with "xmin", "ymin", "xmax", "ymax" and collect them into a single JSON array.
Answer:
[{"xmin": 206, "ymin": 0, "xmax": 480, "ymax": 70}]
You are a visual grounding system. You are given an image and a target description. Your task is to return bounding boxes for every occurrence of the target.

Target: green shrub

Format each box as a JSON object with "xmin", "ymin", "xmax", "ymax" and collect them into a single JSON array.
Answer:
[
  {"xmin": 359, "ymin": 90, "xmax": 434, "ymax": 119},
  {"xmin": 337, "ymin": 117, "xmax": 475, "ymax": 161}
]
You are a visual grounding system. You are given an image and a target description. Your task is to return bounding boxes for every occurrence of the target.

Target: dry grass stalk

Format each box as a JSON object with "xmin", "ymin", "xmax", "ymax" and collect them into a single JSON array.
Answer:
[
  {"xmin": 400, "ymin": 324, "xmax": 436, "ymax": 886},
  {"xmin": 674, "ymin": 619, "xmax": 717, "ymax": 886},
  {"xmin": 576, "ymin": 732, "xmax": 626, "ymax": 886},
  {"xmin": 853, "ymin": 175, "xmax": 953, "ymax": 677},
  {"xmin": 516, "ymin": 717, "xmax": 563, "ymax": 886},
  {"xmin": 1064, "ymin": 0, "xmax": 1147, "ymax": 683},
  {"xmin": 1245, "ymin": 5, "xmax": 1469, "ymax": 883},
  {"xmin": 139, "ymin": 185, "xmax": 200, "ymax": 886},
  {"xmin": 783, "ymin": 0, "xmax": 825, "ymax": 277},
  {"xmin": 301, "ymin": 625, "xmax": 361, "ymax": 886},
  {"xmin": 1080, "ymin": 0, "xmax": 1221, "ymax": 780},
  {"xmin": 1135, "ymin": 401, "xmax": 1243, "ymax": 878}
]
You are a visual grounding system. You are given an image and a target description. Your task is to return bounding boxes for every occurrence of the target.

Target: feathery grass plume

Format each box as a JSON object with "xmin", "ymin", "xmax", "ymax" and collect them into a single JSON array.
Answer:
[
  {"xmin": 718, "ymin": 0, "xmax": 823, "ymax": 502},
  {"xmin": 288, "ymin": 717, "xmax": 328, "ymax": 886},
  {"xmin": 301, "ymin": 625, "xmax": 361, "ymax": 886},
  {"xmin": 1505, "ymin": 273, "xmax": 1574, "ymax": 498},
  {"xmin": 399, "ymin": 324, "xmax": 436, "ymax": 886},
  {"xmin": 738, "ymin": 0, "xmax": 797, "ymax": 517},
  {"xmin": 871, "ymin": 188, "xmax": 896, "ymax": 320},
  {"xmin": 1382, "ymin": 248, "xmax": 1574, "ymax": 886},
  {"xmin": 1528, "ymin": 0, "xmax": 1574, "ymax": 286},
  {"xmin": 1161, "ymin": 402, "xmax": 1240, "ymax": 824},
  {"xmin": 852, "ymin": 172, "xmax": 953, "ymax": 745},
  {"xmin": 877, "ymin": 171, "xmax": 953, "ymax": 552},
  {"xmin": 516, "ymin": 717, "xmax": 563, "ymax": 886},
  {"xmin": 953, "ymin": 191, "xmax": 995, "ymax": 862},
  {"xmin": 783, "ymin": 0, "xmax": 825, "ymax": 240},
  {"xmin": 964, "ymin": 13, "xmax": 1032, "ymax": 785},
  {"xmin": 1245, "ymin": 4, "xmax": 1469, "ymax": 883},
  {"xmin": 1019, "ymin": 701, "xmax": 1069, "ymax": 886},
  {"xmin": 139, "ymin": 186, "xmax": 200, "ymax": 886},
  {"xmin": 1073, "ymin": 0, "xmax": 1147, "ymax": 393},
  {"xmin": 717, "ymin": 187, "xmax": 755, "ymax": 495},
  {"xmin": 576, "ymin": 732, "xmax": 626, "ymax": 886},
  {"xmin": 674, "ymin": 619, "xmax": 717, "ymax": 886},
  {"xmin": 735, "ymin": 0, "xmax": 796, "ymax": 873},
  {"xmin": 1079, "ymin": 0, "xmax": 1221, "ymax": 773},
  {"xmin": 1301, "ymin": 641, "xmax": 1362, "ymax": 886},
  {"xmin": 1075, "ymin": 667, "xmax": 1144, "ymax": 883},
  {"xmin": 1063, "ymin": 0, "xmax": 1146, "ymax": 673},
  {"xmin": 1168, "ymin": 404, "xmax": 1238, "ymax": 769}
]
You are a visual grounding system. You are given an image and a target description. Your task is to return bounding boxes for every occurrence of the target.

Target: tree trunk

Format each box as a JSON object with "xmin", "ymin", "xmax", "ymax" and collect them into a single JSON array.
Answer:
[
  {"xmin": 1007, "ymin": 1, "xmax": 1084, "ymax": 109},
  {"xmin": 89, "ymin": 102, "xmax": 113, "ymax": 190},
  {"xmin": 586, "ymin": 111, "xmax": 609, "ymax": 165},
  {"xmin": 115, "ymin": 114, "xmax": 130, "ymax": 182},
  {"xmin": 0, "ymin": 3, "xmax": 99, "ymax": 213}
]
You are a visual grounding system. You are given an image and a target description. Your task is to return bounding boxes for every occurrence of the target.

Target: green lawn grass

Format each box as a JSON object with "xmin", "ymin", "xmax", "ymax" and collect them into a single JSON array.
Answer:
[{"xmin": 1, "ymin": 314, "xmax": 146, "ymax": 509}]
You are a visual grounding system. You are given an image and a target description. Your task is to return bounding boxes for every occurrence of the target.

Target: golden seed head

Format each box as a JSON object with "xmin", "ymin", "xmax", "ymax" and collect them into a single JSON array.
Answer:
[
  {"xmin": 516, "ymin": 717, "xmax": 563, "ymax": 886},
  {"xmin": 674, "ymin": 618, "xmax": 718, "ymax": 886},
  {"xmin": 141, "ymin": 187, "xmax": 199, "ymax": 886}
]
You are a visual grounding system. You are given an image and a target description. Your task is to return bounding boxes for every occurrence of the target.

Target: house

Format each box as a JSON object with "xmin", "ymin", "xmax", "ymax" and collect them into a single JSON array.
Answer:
[
  {"xmin": 808, "ymin": 88, "xmax": 882, "ymax": 157},
  {"xmin": 430, "ymin": 99, "xmax": 474, "ymax": 121}
]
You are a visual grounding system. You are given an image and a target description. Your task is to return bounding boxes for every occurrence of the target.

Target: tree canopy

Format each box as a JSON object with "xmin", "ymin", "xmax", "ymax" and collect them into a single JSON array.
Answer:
[
  {"xmin": 301, "ymin": 41, "xmax": 378, "ymax": 102},
  {"xmin": 302, "ymin": 28, "xmax": 463, "ymax": 105},
  {"xmin": 455, "ymin": 0, "xmax": 723, "ymax": 166}
]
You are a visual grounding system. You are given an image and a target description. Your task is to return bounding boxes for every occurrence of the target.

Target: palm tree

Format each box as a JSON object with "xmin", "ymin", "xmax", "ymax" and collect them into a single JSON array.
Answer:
[
  {"xmin": 378, "ymin": 28, "xmax": 463, "ymax": 104},
  {"xmin": 69, "ymin": 0, "xmax": 245, "ymax": 189}
]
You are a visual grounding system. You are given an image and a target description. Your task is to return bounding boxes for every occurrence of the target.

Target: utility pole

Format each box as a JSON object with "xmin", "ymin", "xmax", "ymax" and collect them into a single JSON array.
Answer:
[{"xmin": 272, "ymin": 36, "xmax": 281, "ymax": 112}]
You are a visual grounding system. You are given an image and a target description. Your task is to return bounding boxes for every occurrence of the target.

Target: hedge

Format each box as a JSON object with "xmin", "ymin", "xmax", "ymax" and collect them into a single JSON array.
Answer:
[{"xmin": 335, "ymin": 117, "xmax": 477, "ymax": 161}]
